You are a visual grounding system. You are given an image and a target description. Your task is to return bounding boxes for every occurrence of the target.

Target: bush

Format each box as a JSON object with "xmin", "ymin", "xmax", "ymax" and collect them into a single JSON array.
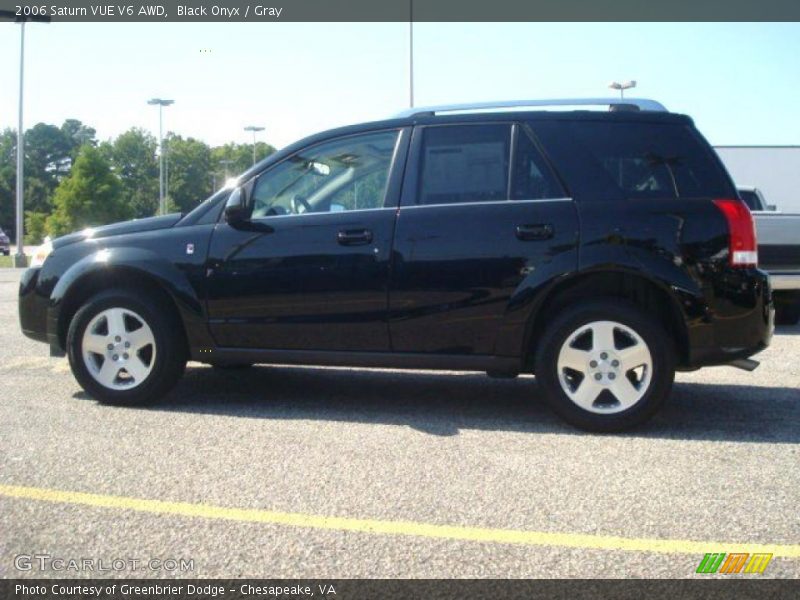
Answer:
[{"xmin": 24, "ymin": 211, "xmax": 48, "ymax": 245}]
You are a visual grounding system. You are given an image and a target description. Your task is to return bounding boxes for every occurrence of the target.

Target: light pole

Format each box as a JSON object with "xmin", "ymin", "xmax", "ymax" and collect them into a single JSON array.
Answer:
[
  {"xmin": 244, "ymin": 125, "xmax": 265, "ymax": 166},
  {"xmin": 608, "ymin": 80, "xmax": 637, "ymax": 99},
  {"xmin": 3, "ymin": 9, "xmax": 50, "ymax": 266},
  {"xmin": 147, "ymin": 98, "xmax": 174, "ymax": 215},
  {"xmin": 220, "ymin": 159, "xmax": 235, "ymax": 181},
  {"xmin": 408, "ymin": 0, "xmax": 414, "ymax": 107}
]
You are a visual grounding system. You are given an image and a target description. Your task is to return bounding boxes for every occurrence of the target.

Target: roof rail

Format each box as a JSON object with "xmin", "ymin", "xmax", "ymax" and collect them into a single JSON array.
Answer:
[{"xmin": 394, "ymin": 98, "xmax": 668, "ymax": 118}]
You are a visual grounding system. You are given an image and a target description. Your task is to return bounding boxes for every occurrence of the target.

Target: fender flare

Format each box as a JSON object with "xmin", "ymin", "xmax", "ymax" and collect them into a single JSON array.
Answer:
[
  {"xmin": 47, "ymin": 246, "xmax": 208, "ymax": 350},
  {"xmin": 497, "ymin": 262, "xmax": 705, "ymax": 361}
]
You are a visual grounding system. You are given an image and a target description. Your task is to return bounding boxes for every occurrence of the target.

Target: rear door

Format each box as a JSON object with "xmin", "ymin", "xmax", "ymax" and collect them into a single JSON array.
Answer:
[{"xmin": 388, "ymin": 122, "xmax": 579, "ymax": 356}]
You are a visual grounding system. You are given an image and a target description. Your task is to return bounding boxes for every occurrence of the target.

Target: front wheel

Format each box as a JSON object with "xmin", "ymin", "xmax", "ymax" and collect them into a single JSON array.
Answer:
[
  {"xmin": 534, "ymin": 299, "xmax": 675, "ymax": 432},
  {"xmin": 67, "ymin": 289, "xmax": 186, "ymax": 405}
]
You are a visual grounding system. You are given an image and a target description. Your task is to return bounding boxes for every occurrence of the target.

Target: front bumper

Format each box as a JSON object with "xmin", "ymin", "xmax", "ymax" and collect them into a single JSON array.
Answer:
[{"xmin": 19, "ymin": 267, "xmax": 50, "ymax": 345}]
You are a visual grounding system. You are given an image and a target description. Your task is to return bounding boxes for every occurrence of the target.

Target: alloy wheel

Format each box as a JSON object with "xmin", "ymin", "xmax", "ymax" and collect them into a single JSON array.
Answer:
[
  {"xmin": 81, "ymin": 307, "xmax": 156, "ymax": 390},
  {"xmin": 556, "ymin": 320, "xmax": 653, "ymax": 414}
]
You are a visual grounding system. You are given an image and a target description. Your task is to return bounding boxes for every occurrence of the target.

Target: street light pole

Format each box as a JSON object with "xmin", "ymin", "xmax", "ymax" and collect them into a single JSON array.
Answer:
[
  {"xmin": 147, "ymin": 98, "xmax": 174, "ymax": 215},
  {"xmin": 15, "ymin": 20, "xmax": 25, "ymax": 266},
  {"xmin": 2, "ymin": 9, "xmax": 48, "ymax": 266},
  {"xmin": 608, "ymin": 80, "xmax": 637, "ymax": 99},
  {"xmin": 220, "ymin": 160, "xmax": 234, "ymax": 181},
  {"xmin": 409, "ymin": 0, "xmax": 414, "ymax": 107},
  {"xmin": 244, "ymin": 125, "xmax": 265, "ymax": 166}
]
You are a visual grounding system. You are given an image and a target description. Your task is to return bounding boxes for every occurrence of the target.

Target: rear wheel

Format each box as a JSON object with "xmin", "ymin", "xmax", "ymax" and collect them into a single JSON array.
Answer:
[
  {"xmin": 67, "ymin": 289, "xmax": 186, "ymax": 405},
  {"xmin": 534, "ymin": 299, "xmax": 675, "ymax": 432}
]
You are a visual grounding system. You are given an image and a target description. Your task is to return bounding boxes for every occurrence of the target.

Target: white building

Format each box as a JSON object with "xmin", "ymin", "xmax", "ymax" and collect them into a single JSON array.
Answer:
[{"xmin": 715, "ymin": 146, "xmax": 800, "ymax": 213}]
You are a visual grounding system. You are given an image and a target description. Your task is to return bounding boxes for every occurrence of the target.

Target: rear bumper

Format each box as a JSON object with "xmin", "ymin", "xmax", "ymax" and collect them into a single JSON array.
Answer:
[{"xmin": 687, "ymin": 268, "xmax": 773, "ymax": 367}]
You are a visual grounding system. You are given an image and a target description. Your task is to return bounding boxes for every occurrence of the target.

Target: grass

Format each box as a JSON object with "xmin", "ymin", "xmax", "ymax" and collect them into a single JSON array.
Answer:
[{"xmin": 0, "ymin": 254, "xmax": 29, "ymax": 268}]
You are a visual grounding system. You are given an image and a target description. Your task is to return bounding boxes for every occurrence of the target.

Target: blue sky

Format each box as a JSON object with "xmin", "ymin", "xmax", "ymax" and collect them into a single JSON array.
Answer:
[{"xmin": 1, "ymin": 22, "xmax": 799, "ymax": 149}]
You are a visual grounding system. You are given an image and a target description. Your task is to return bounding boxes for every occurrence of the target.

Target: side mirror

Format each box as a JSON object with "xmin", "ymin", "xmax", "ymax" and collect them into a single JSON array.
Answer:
[
  {"xmin": 224, "ymin": 187, "xmax": 248, "ymax": 225},
  {"xmin": 767, "ymin": 204, "xmax": 777, "ymax": 212}
]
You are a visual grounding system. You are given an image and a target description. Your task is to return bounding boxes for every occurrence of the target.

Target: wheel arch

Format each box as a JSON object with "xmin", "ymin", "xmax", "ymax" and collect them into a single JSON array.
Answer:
[
  {"xmin": 520, "ymin": 268, "xmax": 693, "ymax": 371},
  {"xmin": 49, "ymin": 248, "xmax": 205, "ymax": 353}
]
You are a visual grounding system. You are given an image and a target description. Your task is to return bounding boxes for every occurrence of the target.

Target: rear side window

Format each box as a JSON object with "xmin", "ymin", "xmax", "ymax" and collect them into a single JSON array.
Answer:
[
  {"xmin": 531, "ymin": 120, "xmax": 734, "ymax": 200},
  {"xmin": 416, "ymin": 125, "xmax": 510, "ymax": 205},
  {"xmin": 511, "ymin": 129, "xmax": 564, "ymax": 200}
]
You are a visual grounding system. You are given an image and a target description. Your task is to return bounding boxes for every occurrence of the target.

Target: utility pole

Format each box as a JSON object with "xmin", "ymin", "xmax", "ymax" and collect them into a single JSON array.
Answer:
[
  {"xmin": 220, "ymin": 159, "xmax": 235, "ymax": 181},
  {"xmin": 2, "ymin": 9, "xmax": 50, "ymax": 266},
  {"xmin": 244, "ymin": 126, "xmax": 265, "ymax": 166},
  {"xmin": 147, "ymin": 98, "xmax": 174, "ymax": 215},
  {"xmin": 15, "ymin": 20, "xmax": 25, "ymax": 266},
  {"xmin": 408, "ymin": 0, "xmax": 414, "ymax": 107}
]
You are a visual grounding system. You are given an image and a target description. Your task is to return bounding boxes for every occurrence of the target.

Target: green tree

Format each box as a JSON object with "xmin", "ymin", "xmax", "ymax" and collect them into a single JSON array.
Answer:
[
  {"xmin": 210, "ymin": 142, "xmax": 276, "ymax": 189},
  {"xmin": 61, "ymin": 119, "xmax": 97, "ymax": 160},
  {"xmin": 164, "ymin": 134, "xmax": 213, "ymax": 212},
  {"xmin": 104, "ymin": 128, "xmax": 159, "ymax": 218},
  {"xmin": 24, "ymin": 211, "xmax": 48, "ymax": 245},
  {"xmin": 0, "ymin": 129, "xmax": 16, "ymax": 237},
  {"xmin": 46, "ymin": 146, "xmax": 130, "ymax": 237},
  {"xmin": 24, "ymin": 123, "xmax": 70, "ymax": 213}
]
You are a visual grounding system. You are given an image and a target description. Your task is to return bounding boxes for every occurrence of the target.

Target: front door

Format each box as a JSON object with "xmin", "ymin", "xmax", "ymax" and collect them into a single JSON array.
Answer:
[{"xmin": 206, "ymin": 128, "xmax": 408, "ymax": 351}]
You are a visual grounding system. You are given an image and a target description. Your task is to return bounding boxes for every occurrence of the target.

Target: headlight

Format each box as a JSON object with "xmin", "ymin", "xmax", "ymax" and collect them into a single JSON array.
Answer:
[{"xmin": 30, "ymin": 239, "xmax": 53, "ymax": 268}]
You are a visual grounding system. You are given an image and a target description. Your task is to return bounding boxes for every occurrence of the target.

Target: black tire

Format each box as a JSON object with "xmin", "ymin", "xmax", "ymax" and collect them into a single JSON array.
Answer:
[
  {"xmin": 534, "ymin": 299, "xmax": 676, "ymax": 432},
  {"xmin": 775, "ymin": 304, "xmax": 800, "ymax": 326},
  {"xmin": 67, "ymin": 288, "xmax": 186, "ymax": 406}
]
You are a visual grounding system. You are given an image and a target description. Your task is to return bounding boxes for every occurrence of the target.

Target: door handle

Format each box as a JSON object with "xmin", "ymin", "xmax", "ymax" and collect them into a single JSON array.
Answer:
[
  {"xmin": 337, "ymin": 229, "xmax": 373, "ymax": 246},
  {"xmin": 516, "ymin": 224, "xmax": 554, "ymax": 241}
]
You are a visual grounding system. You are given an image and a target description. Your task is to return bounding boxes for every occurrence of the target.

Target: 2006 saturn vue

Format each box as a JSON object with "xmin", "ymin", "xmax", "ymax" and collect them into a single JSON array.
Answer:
[{"xmin": 19, "ymin": 98, "xmax": 773, "ymax": 431}]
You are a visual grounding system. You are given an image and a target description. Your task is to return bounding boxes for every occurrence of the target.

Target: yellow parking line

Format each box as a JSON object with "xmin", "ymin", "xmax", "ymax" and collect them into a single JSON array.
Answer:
[{"xmin": 2, "ymin": 483, "xmax": 799, "ymax": 557}]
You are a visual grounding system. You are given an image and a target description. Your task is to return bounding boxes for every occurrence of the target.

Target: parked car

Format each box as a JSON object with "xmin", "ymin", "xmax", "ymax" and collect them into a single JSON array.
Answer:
[
  {"xmin": 19, "ymin": 98, "xmax": 773, "ymax": 432},
  {"xmin": 740, "ymin": 187, "xmax": 800, "ymax": 325},
  {"xmin": 737, "ymin": 186, "xmax": 775, "ymax": 212},
  {"xmin": 0, "ymin": 228, "xmax": 10, "ymax": 255}
]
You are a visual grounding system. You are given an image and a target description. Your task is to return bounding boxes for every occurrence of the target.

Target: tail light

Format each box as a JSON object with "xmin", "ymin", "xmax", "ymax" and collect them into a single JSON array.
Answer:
[{"xmin": 713, "ymin": 199, "xmax": 758, "ymax": 267}]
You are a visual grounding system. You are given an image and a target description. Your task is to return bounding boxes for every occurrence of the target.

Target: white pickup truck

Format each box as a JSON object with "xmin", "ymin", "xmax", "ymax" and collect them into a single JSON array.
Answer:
[{"xmin": 739, "ymin": 187, "xmax": 800, "ymax": 324}]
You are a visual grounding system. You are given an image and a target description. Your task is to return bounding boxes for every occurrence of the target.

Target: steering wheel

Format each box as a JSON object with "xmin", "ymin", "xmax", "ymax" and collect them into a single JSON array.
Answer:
[
  {"xmin": 290, "ymin": 194, "xmax": 312, "ymax": 214},
  {"xmin": 265, "ymin": 205, "xmax": 288, "ymax": 216}
]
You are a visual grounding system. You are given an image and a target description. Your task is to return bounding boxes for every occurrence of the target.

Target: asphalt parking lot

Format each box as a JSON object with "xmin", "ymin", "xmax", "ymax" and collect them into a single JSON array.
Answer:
[{"xmin": 0, "ymin": 267, "xmax": 798, "ymax": 579}]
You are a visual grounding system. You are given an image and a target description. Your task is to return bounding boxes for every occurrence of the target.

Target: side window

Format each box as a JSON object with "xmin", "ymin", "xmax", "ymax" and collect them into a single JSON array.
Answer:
[
  {"xmin": 251, "ymin": 130, "xmax": 399, "ymax": 218},
  {"xmin": 417, "ymin": 125, "xmax": 510, "ymax": 205},
  {"xmin": 511, "ymin": 129, "xmax": 564, "ymax": 199},
  {"xmin": 564, "ymin": 121, "xmax": 732, "ymax": 199}
]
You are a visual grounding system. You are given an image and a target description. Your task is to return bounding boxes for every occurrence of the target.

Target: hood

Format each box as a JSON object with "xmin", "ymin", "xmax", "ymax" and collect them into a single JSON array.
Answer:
[{"xmin": 51, "ymin": 213, "xmax": 183, "ymax": 250}]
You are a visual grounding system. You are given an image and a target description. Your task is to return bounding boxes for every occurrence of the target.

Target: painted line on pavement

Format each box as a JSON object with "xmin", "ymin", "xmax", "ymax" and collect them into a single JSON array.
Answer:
[{"xmin": 1, "ymin": 483, "xmax": 798, "ymax": 557}]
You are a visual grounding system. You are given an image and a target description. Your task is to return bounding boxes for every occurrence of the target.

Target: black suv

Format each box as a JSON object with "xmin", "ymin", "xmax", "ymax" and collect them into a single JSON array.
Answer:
[{"xmin": 19, "ymin": 99, "xmax": 773, "ymax": 431}]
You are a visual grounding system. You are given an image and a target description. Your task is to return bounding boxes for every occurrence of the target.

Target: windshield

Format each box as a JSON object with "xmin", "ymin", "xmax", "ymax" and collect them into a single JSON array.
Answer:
[{"xmin": 738, "ymin": 190, "xmax": 761, "ymax": 211}]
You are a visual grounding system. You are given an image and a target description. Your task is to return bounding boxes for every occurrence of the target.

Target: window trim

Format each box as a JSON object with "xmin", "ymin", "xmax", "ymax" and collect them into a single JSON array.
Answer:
[
  {"xmin": 400, "ymin": 197, "xmax": 573, "ymax": 211},
  {"xmin": 401, "ymin": 121, "xmax": 566, "ymax": 208},
  {"xmin": 517, "ymin": 122, "xmax": 570, "ymax": 199},
  {"xmin": 244, "ymin": 127, "xmax": 410, "ymax": 222},
  {"xmin": 401, "ymin": 121, "xmax": 514, "ymax": 208}
]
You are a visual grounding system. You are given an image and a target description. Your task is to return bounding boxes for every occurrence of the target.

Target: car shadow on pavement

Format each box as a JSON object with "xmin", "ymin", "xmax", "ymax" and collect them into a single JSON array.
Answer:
[{"xmin": 87, "ymin": 363, "xmax": 799, "ymax": 443}]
